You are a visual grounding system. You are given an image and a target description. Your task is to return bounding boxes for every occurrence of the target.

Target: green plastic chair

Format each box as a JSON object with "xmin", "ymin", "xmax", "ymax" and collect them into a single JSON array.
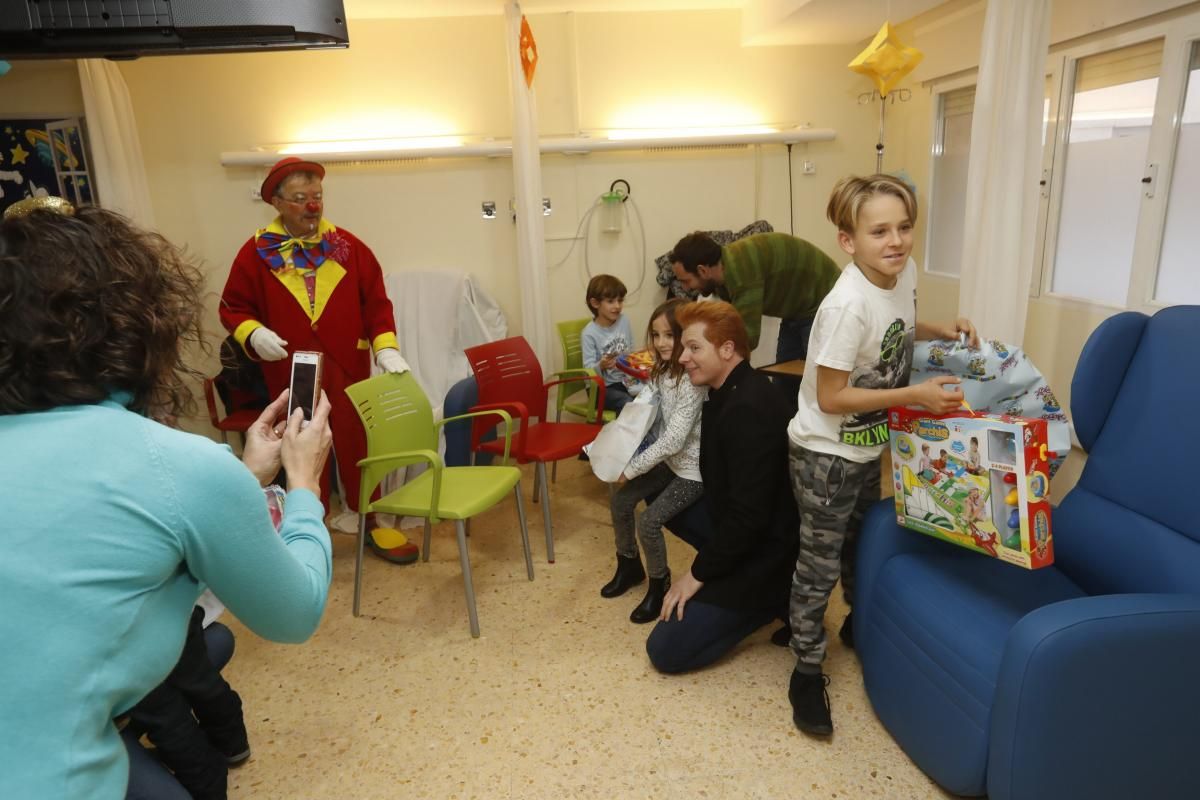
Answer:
[
  {"xmin": 555, "ymin": 318, "xmax": 616, "ymax": 425},
  {"xmin": 346, "ymin": 371, "xmax": 533, "ymax": 638},
  {"xmin": 554, "ymin": 318, "xmax": 616, "ymax": 482}
]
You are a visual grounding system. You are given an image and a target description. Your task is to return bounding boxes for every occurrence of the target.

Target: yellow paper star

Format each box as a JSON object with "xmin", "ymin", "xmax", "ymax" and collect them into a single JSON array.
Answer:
[
  {"xmin": 10, "ymin": 143, "xmax": 29, "ymax": 165},
  {"xmin": 849, "ymin": 22, "xmax": 924, "ymax": 97}
]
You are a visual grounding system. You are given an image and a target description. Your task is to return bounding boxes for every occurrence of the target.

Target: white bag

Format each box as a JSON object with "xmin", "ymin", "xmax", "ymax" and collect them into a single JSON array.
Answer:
[{"xmin": 584, "ymin": 394, "xmax": 660, "ymax": 483}]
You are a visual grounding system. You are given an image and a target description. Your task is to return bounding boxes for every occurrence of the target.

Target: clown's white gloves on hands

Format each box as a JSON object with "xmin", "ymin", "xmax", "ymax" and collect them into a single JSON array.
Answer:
[
  {"xmin": 376, "ymin": 348, "xmax": 410, "ymax": 374},
  {"xmin": 249, "ymin": 327, "xmax": 289, "ymax": 361}
]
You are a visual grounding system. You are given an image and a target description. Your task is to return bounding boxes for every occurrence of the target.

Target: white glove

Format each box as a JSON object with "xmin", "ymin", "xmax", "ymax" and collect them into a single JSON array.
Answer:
[
  {"xmin": 248, "ymin": 326, "xmax": 289, "ymax": 361},
  {"xmin": 376, "ymin": 348, "xmax": 410, "ymax": 374}
]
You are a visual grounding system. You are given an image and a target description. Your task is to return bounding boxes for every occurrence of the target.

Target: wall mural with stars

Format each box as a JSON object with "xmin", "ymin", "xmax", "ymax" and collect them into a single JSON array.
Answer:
[{"xmin": 0, "ymin": 117, "xmax": 94, "ymax": 216}]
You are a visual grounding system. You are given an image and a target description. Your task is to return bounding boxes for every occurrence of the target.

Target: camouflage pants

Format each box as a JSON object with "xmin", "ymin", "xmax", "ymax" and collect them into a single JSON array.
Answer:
[{"xmin": 787, "ymin": 443, "xmax": 881, "ymax": 669}]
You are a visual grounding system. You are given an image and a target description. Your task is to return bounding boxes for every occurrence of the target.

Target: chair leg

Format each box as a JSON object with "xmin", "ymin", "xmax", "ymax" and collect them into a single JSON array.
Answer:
[
  {"xmin": 552, "ymin": 410, "xmax": 560, "ymax": 483},
  {"xmin": 422, "ymin": 519, "xmax": 432, "ymax": 563},
  {"xmin": 219, "ymin": 430, "xmax": 229, "ymax": 446},
  {"xmin": 532, "ymin": 462, "xmax": 542, "ymax": 504},
  {"xmin": 536, "ymin": 461, "xmax": 555, "ymax": 563},
  {"xmin": 455, "ymin": 519, "xmax": 481, "ymax": 638},
  {"xmin": 353, "ymin": 512, "xmax": 368, "ymax": 617},
  {"xmin": 465, "ymin": 518, "xmax": 472, "ymax": 538},
  {"xmin": 514, "ymin": 485, "xmax": 533, "ymax": 581}
]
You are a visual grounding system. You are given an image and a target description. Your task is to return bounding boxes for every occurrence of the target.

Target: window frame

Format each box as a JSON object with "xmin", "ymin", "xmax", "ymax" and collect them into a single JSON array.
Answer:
[
  {"xmin": 924, "ymin": 72, "xmax": 978, "ymax": 279},
  {"xmin": 924, "ymin": 8, "xmax": 1200, "ymax": 313}
]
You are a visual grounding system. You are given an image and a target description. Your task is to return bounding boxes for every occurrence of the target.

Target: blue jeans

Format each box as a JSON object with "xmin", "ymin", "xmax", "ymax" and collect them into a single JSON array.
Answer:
[
  {"xmin": 774, "ymin": 314, "xmax": 814, "ymax": 412},
  {"xmin": 649, "ymin": 499, "xmax": 777, "ymax": 673},
  {"xmin": 646, "ymin": 600, "xmax": 778, "ymax": 674},
  {"xmin": 602, "ymin": 382, "xmax": 635, "ymax": 415},
  {"xmin": 123, "ymin": 621, "xmax": 235, "ymax": 800}
]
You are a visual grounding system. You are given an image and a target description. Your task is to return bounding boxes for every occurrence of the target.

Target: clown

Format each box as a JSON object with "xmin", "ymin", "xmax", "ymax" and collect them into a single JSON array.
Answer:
[{"xmin": 220, "ymin": 157, "xmax": 416, "ymax": 562}]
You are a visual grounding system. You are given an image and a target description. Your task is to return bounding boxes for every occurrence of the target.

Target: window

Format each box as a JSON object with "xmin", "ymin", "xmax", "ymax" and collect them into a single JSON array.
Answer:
[
  {"xmin": 927, "ymin": 81, "xmax": 1051, "ymax": 279},
  {"xmin": 926, "ymin": 86, "xmax": 975, "ymax": 277},
  {"xmin": 1154, "ymin": 42, "xmax": 1200, "ymax": 304},
  {"xmin": 1050, "ymin": 40, "xmax": 1162, "ymax": 306},
  {"xmin": 926, "ymin": 11, "xmax": 1200, "ymax": 313},
  {"xmin": 46, "ymin": 118, "xmax": 95, "ymax": 206}
]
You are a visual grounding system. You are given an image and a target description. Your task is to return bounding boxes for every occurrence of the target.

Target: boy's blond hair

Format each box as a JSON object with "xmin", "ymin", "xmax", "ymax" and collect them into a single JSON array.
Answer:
[{"xmin": 826, "ymin": 174, "xmax": 918, "ymax": 234}]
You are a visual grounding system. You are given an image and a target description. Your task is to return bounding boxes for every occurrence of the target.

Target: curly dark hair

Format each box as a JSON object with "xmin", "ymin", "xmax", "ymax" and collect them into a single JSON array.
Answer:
[{"xmin": 0, "ymin": 205, "xmax": 205, "ymax": 418}]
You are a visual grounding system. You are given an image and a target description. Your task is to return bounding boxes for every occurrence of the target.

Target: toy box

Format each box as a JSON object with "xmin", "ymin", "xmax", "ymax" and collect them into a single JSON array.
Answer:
[{"xmin": 889, "ymin": 406, "xmax": 1054, "ymax": 569}]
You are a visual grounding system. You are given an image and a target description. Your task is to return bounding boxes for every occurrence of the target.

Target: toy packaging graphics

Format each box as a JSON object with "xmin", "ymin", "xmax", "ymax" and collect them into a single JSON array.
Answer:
[
  {"xmin": 889, "ymin": 406, "xmax": 1054, "ymax": 569},
  {"xmin": 913, "ymin": 337, "xmax": 1069, "ymax": 477}
]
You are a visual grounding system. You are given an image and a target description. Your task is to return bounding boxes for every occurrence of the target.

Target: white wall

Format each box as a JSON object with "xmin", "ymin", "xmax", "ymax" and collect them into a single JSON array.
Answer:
[{"xmin": 110, "ymin": 9, "xmax": 881, "ymax": 390}]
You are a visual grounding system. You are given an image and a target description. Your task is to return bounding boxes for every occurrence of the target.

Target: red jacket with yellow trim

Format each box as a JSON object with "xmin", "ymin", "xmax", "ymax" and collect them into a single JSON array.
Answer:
[{"xmin": 219, "ymin": 223, "xmax": 398, "ymax": 392}]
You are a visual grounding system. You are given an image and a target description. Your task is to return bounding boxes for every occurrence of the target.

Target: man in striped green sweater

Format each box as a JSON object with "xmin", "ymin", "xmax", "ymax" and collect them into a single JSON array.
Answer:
[{"xmin": 669, "ymin": 232, "xmax": 841, "ymax": 394}]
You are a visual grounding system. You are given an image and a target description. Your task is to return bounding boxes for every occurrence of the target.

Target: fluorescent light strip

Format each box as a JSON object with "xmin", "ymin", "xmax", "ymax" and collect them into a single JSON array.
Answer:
[
  {"xmin": 279, "ymin": 136, "xmax": 464, "ymax": 155},
  {"xmin": 606, "ymin": 125, "xmax": 777, "ymax": 141},
  {"xmin": 220, "ymin": 128, "xmax": 836, "ymax": 166}
]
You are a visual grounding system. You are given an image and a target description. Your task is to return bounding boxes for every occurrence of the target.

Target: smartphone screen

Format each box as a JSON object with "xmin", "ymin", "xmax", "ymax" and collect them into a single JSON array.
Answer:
[{"xmin": 288, "ymin": 352, "xmax": 321, "ymax": 421}]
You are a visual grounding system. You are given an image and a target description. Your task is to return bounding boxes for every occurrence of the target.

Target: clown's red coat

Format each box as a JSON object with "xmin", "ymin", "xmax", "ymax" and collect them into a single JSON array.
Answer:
[{"xmin": 220, "ymin": 219, "xmax": 398, "ymax": 512}]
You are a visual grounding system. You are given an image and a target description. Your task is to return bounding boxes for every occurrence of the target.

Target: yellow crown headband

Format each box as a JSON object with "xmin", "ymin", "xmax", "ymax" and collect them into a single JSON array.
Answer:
[{"xmin": 3, "ymin": 196, "xmax": 76, "ymax": 220}]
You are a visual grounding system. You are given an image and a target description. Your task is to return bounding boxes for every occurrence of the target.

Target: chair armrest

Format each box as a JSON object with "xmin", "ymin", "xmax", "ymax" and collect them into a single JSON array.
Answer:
[
  {"xmin": 437, "ymin": 408, "xmax": 513, "ymax": 463},
  {"xmin": 468, "ymin": 401, "xmax": 529, "ymax": 456},
  {"xmin": 550, "ymin": 368, "xmax": 596, "ymax": 406},
  {"xmin": 544, "ymin": 373, "xmax": 605, "ymax": 421},
  {"xmin": 549, "ymin": 368, "xmax": 598, "ymax": 379},
  {"xmin": 989, "ymin": 594, "xmax": 1200, "ymax": 800},
  {"xmin": 356, "ymin": 450, "xmax": 444, "ymax": 519}
]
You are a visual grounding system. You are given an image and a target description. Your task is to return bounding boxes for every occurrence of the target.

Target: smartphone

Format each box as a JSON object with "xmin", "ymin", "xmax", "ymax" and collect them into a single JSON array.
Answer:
[{"xmin": 287, "ymin": 351, "xmax": 323, "ymax": 422}]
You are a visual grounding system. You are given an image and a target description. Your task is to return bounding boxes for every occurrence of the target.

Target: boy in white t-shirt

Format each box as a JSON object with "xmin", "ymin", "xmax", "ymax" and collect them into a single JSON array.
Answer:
[{"xmin": 785, "ymin": 174, "xmax": 979, "ymax": 736}]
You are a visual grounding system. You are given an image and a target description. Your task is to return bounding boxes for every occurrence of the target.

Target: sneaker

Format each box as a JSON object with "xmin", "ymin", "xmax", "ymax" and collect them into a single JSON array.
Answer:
[
  {"xmin": 369, "ymin": 527, "xmax": 419, "ymax": 565},
  {"xmin": 770, "ymin": 621, "xmax": 791, "ymax": 648},
  {"xmin": 789, "ymin": 670, "xmax": 833, "ymax": 736},
  {"xmin": 839, "ymin": 612, "xmax": 854, "ymax": 650}
]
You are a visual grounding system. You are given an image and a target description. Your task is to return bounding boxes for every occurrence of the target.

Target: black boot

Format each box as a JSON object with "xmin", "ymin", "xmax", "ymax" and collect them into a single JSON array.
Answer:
[
  {"xmin": 789, "ymin": 669, "xmax": 833, "ymax": 737},
  {"xmin": 195, "ymin": 688, "xmax": 251, "ymax": 766},
  {"xmin": 131, "ymin": 683, "xmax": 229, "ymax": 800},
  {"xmin": 770, "ymin": 617, "xmax": 792, "ymax": 647},
  {"xmin": 629, "ymin": 574, "xmax": 670, "ymax": 624},
  {"xmin": 600, "ymin": 554, "xmax": 645, "ymax": 598},
  {"xmin": 838, "ymin": 611, "xmax": 855, "ymax": 650}
]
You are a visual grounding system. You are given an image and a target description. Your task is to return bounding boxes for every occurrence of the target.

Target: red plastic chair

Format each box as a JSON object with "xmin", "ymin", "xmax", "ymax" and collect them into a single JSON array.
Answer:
[
  {"xmin": 464, "ymin": 336, "xmax": 603, "ymax": 562},
  {"xmin": 203, "ymin": 376, "xmax": 263, "ymax": 450}
]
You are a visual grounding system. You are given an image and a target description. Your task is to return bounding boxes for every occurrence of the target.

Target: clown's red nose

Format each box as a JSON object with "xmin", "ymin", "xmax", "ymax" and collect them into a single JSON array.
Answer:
[{"xmin": 306, "ymin": 201, "xmax": 321, "ymax": 214}]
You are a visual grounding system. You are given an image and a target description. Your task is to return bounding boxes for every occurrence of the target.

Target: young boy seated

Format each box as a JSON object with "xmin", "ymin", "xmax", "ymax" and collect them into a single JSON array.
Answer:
[{"xmin": 581, "ymin": 274, "xmax": 642, "ymax": 415}]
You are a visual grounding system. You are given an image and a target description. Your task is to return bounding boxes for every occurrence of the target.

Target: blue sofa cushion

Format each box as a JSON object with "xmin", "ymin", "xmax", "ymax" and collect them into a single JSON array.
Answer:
[{"xmin": 865, "ymin": 550, "xmax": 1086, "ymax": 795}]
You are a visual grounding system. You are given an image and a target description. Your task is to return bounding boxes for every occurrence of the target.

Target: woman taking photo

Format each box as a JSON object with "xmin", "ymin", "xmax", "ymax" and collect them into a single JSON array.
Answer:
[{"xmin": 0, "ymin": 198, "xmax": 335, "ymax": 799}]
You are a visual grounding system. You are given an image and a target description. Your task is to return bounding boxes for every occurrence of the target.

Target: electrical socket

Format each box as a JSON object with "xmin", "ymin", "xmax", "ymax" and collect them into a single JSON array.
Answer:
[{"xmin": 802, "ymin": 160, "xmax": 816, "ymax": 175}]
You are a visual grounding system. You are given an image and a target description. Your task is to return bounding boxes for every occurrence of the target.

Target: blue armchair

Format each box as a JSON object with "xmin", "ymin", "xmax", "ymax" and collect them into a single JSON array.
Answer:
[{"xmin": 854, "ymin": 306, "xmax": 1200, "ymax": 799}]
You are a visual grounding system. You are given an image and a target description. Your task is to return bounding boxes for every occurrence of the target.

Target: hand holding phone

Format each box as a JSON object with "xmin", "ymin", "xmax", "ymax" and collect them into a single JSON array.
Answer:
[
  {"xmin": 287, "ymin": 351, "xmax": 323, "ymax": 422},
  {"xmin": 282, "ymin": 391, "xmax": 333, "ymax": 496}
]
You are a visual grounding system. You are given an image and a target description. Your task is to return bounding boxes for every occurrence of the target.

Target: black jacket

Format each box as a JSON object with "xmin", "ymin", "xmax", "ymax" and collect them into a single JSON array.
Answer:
[{"xmin": 691, "ymin": 360, "xmax": 798, "ymax": 611}]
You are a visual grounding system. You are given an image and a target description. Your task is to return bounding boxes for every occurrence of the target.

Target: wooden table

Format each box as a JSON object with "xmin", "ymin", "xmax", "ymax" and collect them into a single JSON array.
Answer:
[{"xmin": 757, "ymin": 358, "xmax": 806, "ymax": 379}]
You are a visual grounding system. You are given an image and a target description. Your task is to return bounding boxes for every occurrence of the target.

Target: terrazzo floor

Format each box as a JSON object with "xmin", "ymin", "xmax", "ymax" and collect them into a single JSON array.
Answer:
[{"xmin": 221, "ymin": 457, "xmax": 956, "ymax": 800}]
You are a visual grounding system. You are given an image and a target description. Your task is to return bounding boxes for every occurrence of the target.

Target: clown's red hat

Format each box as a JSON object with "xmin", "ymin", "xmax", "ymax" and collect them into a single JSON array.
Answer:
[{"xmin": 260, "ymin": 157, "xmax": 325, "ymax": 203}]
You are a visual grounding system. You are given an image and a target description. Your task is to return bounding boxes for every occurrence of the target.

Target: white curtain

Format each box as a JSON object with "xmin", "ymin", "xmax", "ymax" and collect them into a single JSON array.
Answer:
[
  {"xmin": 956, "ymin": 0, "xmax": 1050, "ymax": 347},
  {"xmin": 504, "ymin": 2, "xmax": 555, "ymax": 369},
  {"xmin": 76, "ymin": 59, "xmax": 155, "ymax": 229}
]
